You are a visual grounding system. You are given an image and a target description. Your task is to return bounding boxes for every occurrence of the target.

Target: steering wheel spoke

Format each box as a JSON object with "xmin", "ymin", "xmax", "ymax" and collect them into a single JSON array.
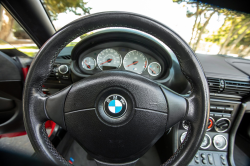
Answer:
[
  {"xmin": 160, "ymin": 86, "xmax": 188, "ymax": 129},
  {"xmin": 45, "ymin": 85, "xmax": 72, "ymax": 130}
]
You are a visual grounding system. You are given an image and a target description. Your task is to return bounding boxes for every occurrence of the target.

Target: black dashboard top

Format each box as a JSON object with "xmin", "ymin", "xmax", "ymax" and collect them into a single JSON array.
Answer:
[{"xmin": 196, "ymin": 54, "xmax": 250, "ymax": 82}]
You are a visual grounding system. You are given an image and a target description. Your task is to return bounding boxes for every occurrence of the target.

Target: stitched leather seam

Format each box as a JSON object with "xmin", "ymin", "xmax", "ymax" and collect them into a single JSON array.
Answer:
[
  {"xmin": 161, "ymin": 122, "xmax": 191, "ymax": 166},
  {"xmin": 41, "ymin": 123, "xmax": 72, "ymax": 166}
]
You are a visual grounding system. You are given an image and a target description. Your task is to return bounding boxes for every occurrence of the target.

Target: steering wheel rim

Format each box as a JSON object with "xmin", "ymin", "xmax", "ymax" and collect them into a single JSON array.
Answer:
[{"xmin": 23, "ymin": 12, "xmax": 209, "ymax": 166}]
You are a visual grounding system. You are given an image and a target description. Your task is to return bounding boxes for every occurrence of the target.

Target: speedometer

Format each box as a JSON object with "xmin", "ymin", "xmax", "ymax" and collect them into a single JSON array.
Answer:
[
  {"xmin": 123, "ymin": 50, "xmax": 148, "ymax": 74},
  {"xmin": 97, "ymin": 48, "xmax": 122, "ymax": 70}
]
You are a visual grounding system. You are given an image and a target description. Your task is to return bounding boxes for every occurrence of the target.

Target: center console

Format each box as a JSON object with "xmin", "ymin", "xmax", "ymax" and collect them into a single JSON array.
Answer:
[{"xmin": 182, "ymin": 98, "xmax": 241, "ymax": 166}]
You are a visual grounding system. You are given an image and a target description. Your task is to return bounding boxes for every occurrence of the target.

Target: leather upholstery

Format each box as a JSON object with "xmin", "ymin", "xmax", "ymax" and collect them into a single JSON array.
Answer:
[{"xmin": 23, "ymin": 12, "xmax": 209, "ymax": 166}]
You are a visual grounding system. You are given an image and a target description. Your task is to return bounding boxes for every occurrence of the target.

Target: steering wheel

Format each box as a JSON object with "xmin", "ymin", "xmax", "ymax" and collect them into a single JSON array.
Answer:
[{"xmin": 23, "ymin": 12, "xmax": 209, "ymax": 166}]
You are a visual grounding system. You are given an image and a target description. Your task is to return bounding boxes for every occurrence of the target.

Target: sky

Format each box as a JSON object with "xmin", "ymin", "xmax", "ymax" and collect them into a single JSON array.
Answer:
[{"xmin": 52, "ymin": 0, "xmax": 225, "ymax": 43}]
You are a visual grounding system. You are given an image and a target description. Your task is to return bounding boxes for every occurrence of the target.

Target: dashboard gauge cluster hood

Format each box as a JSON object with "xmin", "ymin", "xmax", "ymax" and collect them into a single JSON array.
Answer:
[{"xmin": 70, "ymin": 28, "xmax": 172, "ymax": 67}]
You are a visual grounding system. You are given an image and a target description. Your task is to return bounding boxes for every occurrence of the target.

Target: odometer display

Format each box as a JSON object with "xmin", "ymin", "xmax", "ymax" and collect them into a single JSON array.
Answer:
[
  {"xmin": 123, "ymin": 50, "xmax": 148, "ymax": 74},
  {"xmin": 97, "ymin": 48, "xmax": 122, "ymax": 70}
]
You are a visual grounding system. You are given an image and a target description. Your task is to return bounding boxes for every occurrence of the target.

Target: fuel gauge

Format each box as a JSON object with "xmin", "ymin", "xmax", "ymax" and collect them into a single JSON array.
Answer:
[
  {"xmin": 148, "ymin": 62, "xmax": 161, "ymax": 76},
  {"xmin": 82, "ymin": 57, "xmax": 96, "ymax": 70}
]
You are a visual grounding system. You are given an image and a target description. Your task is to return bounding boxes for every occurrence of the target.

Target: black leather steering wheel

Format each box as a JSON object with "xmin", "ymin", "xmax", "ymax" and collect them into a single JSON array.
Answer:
[{"xmin": 23, "ymin": 12, "xmax": 209, "ymax": 166}]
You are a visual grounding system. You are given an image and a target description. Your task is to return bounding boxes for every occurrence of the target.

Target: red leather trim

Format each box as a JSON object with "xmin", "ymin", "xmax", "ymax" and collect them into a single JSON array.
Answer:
[
  {"xmin": 45, "ymin": 120, "xmax": 56, "ymax": 137},
  {"xmin": 21, "ymin": 66, "xmax": 29, "ymax": 80},
  {"xmin": 0, "ymin": 132, "xmax": 26, "ymax": 138}
]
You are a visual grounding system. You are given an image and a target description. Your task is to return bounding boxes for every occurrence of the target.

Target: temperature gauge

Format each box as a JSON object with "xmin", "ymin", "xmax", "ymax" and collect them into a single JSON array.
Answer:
[
  {"xmin": 148, "ymin": 62, "xmax": 161, "ymax": 76},
  {"xmin": 82, "ymin": 57, "xmax": 96, "ymax": 70}
]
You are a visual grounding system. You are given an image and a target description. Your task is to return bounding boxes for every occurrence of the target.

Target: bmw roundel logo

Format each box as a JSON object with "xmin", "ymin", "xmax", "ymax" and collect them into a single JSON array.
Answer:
[{"xmin": 104, "ymin": 94, "xmax": 127, "ymax": 118}]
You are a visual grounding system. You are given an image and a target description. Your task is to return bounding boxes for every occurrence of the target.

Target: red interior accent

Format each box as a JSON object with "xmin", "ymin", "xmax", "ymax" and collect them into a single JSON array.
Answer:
[
  {"xmin": 0, "ymin": 131, "xmax": 27, "ymax": 139},
  {"xmin": 45, "ymin": 120, "xmax": 56, "ymax": 137},
  {"xmin": 208, "ymin": 118, "xmax": 213, "ymax": 129},
  {"xmin": 21, "ymin": 66, "xmax": 29, "ymax": 80}
]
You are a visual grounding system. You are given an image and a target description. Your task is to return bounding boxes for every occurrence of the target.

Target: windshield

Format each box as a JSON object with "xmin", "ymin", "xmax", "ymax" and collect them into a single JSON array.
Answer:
[{"xmin": 42, "ymin": 0, "xmax": 250, "ymax": 59}]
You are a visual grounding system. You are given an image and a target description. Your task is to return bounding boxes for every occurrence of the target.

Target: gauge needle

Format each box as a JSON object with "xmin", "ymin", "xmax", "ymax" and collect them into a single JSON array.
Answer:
[
  {"xmin": 100, "ymin": 59, "xmax": 112, "ymax": 65},
  {"xmin": 149, "ymin": 67, "xmax": 156, "ymax": 74},
  {"xmin": 84, "ymin": 62, "xmax": 90, "ymax": 69},
  {"xmin": 126, "ymin": 61, "xmax": 138, "ymax": 67}
]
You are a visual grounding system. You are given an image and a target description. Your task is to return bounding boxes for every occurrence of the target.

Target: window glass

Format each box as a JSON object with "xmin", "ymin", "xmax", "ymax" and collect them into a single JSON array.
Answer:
[
  {"xmin": 42, "ymin": 0, "xmax": 250, "ymax": 59},
  {"xmin": 0, "ymin": 5, "xmax": 38, "ymax": 57}
]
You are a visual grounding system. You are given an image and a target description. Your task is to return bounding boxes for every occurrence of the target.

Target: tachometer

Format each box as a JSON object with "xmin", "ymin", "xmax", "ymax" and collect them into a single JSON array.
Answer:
[
  {"xmin": 123, "ymin": 50, "xmax": 148, "ymax": 74},
  {"xmin": 97, "ymin": 48, "xmax": 122, "ymax": 70}
]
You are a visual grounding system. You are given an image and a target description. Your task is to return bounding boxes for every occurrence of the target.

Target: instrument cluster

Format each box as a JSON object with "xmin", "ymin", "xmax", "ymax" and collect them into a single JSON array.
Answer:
[{"xmin": 78, "ymin": 47, "xmax": 164, "ymax": 79}]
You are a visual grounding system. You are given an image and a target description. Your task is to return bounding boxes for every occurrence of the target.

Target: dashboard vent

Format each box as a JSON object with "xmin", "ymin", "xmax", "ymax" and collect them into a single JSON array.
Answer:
[
  {"xmin": 223, "ymin": 80, "xmax": 250, "ymax": 96},
  {"xmin": 61, "ymin": 55, "xmax": 71, "ymax": 60},
  {"xmin": 207, "ymin": 77, "xmax": 250, "ymax": 97},
  {"xmin": 207, "ymin": 77, "xmax": 222, "ymax": 93}
]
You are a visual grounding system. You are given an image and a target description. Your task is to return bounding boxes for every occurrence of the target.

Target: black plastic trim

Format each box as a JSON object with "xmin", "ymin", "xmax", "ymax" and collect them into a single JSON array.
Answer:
[
  {"xmin": 228, "ymin": 103, "xmax": 247, "ymax": 166},
  {"xmin": 0, "ymin": 97, "xmax": 15, "ymax": 112},
  {"xmin": 161, "ymin": 86, "xmax": 187, "ymax": 129},
  {"xmin": 0, "ymin": 51, "xmax": 22, "ymax": 81}
]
